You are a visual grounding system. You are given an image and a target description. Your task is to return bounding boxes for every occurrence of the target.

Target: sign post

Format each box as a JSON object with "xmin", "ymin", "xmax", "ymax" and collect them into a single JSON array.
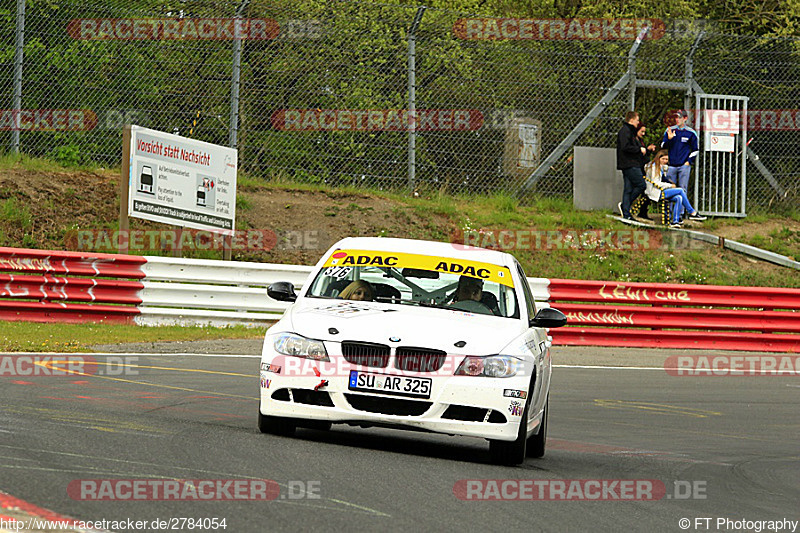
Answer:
[{"xmin": 119, "ymin": 125, "xmax": 131, "ymax": 254}]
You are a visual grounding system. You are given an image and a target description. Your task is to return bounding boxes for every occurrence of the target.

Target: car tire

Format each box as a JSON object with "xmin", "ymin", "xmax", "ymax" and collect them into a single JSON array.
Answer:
[
  {"xmin": 258, "ymin": 409, "xmax": 296, "ymax": 436},
  {"xmin": 526, "ymin": 394, "xmax": 548, "ymax": 458},
  {"xmin": 489, "ymin": 392, "xmax": 531, "ymax": 466}
]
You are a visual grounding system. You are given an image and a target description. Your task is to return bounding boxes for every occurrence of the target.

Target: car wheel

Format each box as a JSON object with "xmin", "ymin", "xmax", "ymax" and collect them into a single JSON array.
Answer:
[
  {"xmin": 526, "ymin": 394, "xmax": 548, "ymax": 458},
  {"xmin": 489, "ymin": 392, "xmax": 531, "ymax": 466},
  {"xmin": 258, "ymin": 409, "xmax": 296, "ymax": 436}
]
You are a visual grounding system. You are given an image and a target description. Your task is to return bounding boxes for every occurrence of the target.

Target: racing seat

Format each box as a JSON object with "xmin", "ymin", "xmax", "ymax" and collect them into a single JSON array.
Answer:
[{"xmin": 372, "ymin": 283, "xmax": 401, "ymax": 303}]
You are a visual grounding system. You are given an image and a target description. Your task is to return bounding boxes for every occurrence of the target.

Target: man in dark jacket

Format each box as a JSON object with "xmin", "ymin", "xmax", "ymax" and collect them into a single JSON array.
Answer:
[{"xmin": 616, "ymin": 111, "xmax": 647, "ymax": 220}]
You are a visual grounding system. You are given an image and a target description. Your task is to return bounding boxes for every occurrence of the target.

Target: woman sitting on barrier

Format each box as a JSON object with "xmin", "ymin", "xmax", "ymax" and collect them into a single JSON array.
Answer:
[{"xmin": 633, "ymin": 149, "xmax": 706, "ymax": 228}]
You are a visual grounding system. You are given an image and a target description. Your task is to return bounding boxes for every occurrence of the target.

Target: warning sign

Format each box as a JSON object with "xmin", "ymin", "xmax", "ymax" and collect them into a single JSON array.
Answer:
[{"xmin": 127, "ymin": 125, "xmax": 237, "ymax": 234}]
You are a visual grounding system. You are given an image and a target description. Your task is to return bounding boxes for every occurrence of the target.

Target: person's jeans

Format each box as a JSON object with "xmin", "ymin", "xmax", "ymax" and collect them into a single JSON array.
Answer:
[
  {"xmin": 665, "ymin": 165, "xmax": 692, "ymax": 216},
  {"xmin": 665, "ymin": 165, "xmax": 692, "ymax": 189},
  {"xmin": 663, "ymin": 187, "xmax": 696, "ymax": 223},
  {"xmin": 621, "ymin": 167, "xmax": 645, "ymax": 218}
]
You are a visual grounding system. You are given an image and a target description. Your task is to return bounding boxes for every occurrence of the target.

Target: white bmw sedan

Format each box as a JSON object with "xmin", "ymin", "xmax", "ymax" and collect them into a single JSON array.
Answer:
[{"xmin": 259, "ymin": 237, "xmax": 566, "ymax": 465}]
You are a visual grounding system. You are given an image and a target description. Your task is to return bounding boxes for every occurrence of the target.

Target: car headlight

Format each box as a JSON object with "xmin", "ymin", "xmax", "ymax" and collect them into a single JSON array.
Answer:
[
  {"xmin": 455, "ymin": 355, "xmax": 520, "ymax": 378},
  {"xmin": 273, "ymin": 333, "xmax": 329, "ymax": 361}
]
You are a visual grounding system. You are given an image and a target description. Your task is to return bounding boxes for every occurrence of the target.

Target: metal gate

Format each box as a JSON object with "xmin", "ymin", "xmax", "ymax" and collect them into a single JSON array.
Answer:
[{"xmin": 694, "ymin": 94, "xmax": 749, "ymax": 217}]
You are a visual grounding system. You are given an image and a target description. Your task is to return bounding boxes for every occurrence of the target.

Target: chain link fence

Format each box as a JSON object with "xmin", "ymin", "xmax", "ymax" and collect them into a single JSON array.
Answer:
[{"xmin": 2, "ymin": 0, "xmax": 798, "ymax": 207}]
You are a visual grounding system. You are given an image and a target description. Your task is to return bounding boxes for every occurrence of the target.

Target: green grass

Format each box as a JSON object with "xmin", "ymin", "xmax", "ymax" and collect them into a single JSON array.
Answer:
[
  {"xmin": 740, "ymin": 227, "xmax": 800, "ymax": 260},
  {"xmin": 0, "ymin": 152, "xmax": 107, "ymax": 173},
  {"xmin": 0, "ymin": 322, "xmax": 266, "ymax": 352},
  {"xmin": 0, "ymin": 198, "xmax": 33, "ymax": 230}
]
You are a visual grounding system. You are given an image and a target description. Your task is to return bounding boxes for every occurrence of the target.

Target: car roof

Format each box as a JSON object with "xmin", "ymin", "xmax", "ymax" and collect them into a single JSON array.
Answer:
[{"xmin": 329, "ymin": 237, "xmax": 518, "ymax": 269}]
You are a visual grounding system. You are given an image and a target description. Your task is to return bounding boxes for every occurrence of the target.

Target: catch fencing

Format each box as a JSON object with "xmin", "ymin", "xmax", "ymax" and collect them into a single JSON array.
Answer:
[
  {"xmin": 1, "ymin": 0, "xmax": 798, "ymax": 208},
  {"xmin": 1, "ymin": 246, "xmax": 799, "ymax": 352}
]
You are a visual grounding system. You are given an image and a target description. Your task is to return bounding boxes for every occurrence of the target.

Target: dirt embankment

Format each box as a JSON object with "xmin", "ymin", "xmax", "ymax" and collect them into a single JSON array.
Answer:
[{"xmin": 0, "ymin": 164, "xmax": 797, "ymax": 286}]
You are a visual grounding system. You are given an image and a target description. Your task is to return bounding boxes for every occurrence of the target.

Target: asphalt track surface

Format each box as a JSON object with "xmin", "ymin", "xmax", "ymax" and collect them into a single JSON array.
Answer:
[{"xmin": 1, "ymin": 345, "xmax": 798, "ymax": 533}]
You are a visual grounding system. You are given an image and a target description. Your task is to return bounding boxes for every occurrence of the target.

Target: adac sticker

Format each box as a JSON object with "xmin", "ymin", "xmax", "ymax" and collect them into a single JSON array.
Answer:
[
  {"xmin": 503, "ymin": 389, "xmax": 527, "ymax": 399},
  {"xmin": 323, "ymin": 249, "xmax": 514, "ymax": 287}
]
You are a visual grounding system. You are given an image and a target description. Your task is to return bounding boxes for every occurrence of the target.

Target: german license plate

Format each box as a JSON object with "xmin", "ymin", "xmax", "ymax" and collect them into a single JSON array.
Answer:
[{"xmin": 348, "ymin": 371, "xmax": 432, "ymax": 399}]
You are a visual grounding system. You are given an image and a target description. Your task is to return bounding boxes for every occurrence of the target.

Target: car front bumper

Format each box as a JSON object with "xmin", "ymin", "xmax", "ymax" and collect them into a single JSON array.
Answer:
[{"xmin": 258, "ymin": 355, "xmax": 541, "ymax": 442}]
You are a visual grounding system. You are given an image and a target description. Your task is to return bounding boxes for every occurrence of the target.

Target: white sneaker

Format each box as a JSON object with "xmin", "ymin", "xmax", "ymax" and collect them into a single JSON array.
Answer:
[{"xmin": 688, "ymin": 213, "xmax": 707, "ymax": 221}]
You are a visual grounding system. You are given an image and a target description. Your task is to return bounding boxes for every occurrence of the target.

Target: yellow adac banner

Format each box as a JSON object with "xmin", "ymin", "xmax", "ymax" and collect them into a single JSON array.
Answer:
[{"xmin": 323, "ymin": 249, "xmax": 514, "ymax": 287}]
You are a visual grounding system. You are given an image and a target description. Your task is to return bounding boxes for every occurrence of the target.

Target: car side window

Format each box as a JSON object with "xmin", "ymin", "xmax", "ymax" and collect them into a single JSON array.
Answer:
[{"xmin": 516, "ymin": 263, "xmax": 537, "ymax": 321}]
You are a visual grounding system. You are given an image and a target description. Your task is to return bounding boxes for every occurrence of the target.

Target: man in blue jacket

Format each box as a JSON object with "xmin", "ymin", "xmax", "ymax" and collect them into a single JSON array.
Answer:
[{"xmin": 661, "ymin": 109, "xmax": 699, "ymax": 191}]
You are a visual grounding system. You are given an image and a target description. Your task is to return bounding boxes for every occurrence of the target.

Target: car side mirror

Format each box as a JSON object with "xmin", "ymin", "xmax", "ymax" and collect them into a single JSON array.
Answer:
[
  {"xmin": 530, "ymin": 307, "xmax": 567, "ymax": 329},
  {"xmin": 267, "ymin": 281, "xmax": 297, "ymax": 302}
]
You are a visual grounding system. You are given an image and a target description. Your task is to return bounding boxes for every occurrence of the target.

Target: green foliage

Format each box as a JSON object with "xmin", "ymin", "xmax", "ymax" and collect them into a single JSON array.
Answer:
[{"xmin": 49, "ymin": 144, "xmax": 83, "ymax": 167}]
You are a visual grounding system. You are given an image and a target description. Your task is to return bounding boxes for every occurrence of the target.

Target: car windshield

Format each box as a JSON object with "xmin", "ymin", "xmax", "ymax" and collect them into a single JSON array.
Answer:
[{"xmin": 305, "ymin": 249, "xmax": 519, "ymax": 319}]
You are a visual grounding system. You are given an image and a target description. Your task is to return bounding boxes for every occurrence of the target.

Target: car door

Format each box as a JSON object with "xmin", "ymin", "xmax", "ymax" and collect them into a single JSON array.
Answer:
[{"xmin": 515, "ymin": 262, "xmax": 550, "ymax": 428}]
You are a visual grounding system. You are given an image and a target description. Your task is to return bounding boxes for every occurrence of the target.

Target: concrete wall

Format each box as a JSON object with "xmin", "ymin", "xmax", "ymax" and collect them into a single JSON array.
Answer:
[{"xmin": 573, "ymin": 146, "xmax": 623, "ymax": 211}]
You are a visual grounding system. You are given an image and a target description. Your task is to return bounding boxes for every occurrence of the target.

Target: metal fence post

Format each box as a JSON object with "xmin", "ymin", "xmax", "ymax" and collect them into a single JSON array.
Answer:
[
  {"xmin": 407, "ymin": 7, "xmax": 426, "ymax": 194},
  {"xmin": 226, "ymin": 0, "xmax": 249, "ymax": 261},
  {"xmin": 684, "ymin": 31, "xmax": 705, "ymax": 114},
  {"xmin": 229, "ymin": 0, "xmax": 250, "ymax": 151},
  {"xmin": 12, "ymin": 0, "xmax": 26, "ymax": 154},
  {"xmin": 627, "ymin": 46, "xmax": 636, "ymax": 111}
]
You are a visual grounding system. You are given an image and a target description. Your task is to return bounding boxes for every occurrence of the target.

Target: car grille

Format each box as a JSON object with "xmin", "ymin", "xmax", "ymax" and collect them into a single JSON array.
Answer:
[
  {"xmin": 292, "ymin": 389, "xmax": 334, "ymax": 407},
  {"xmin": 270, "ymin": 388, "xmax": 334, "ymax": 407},
  {"xmin": 341, "ymin": 342, "xmax": 390, "ymax": 368},
  {"xmin": 442, "ymin": 405, "xmax": 488, "ymax": 422},
  {"xmin": 395, "ymin": 347, "xmax": 447, "ymax": 372},
  {"xmin": 345, "ymin": 394, "xmax": 432, "ymax": 416},
  {"xmin": 442, "ymin": 405, "xmax": 507, "ymax": 424}
]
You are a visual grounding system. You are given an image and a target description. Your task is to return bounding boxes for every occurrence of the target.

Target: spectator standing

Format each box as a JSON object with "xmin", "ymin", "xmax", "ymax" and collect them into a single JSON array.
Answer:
[
  {"xmin": 635, "ymin": 123, "xmax": 657, "ymax": 218},
  {"xmin": 661, "ymin": 109, "xmax": 699, "ymax": 191},
  {"xmin": 616, "ymin": 111, "xmax": 647, "ymax": 221}
]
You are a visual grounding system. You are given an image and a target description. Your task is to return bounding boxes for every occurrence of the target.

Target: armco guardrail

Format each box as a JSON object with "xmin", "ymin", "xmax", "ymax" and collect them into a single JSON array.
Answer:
[
  {"xmin": 1, "ymin": 247, "xmax": 798, "ymax": 352},
  {"xmin": 0, "ymin": 247, "xmax": 145, "ymax": 323},
  {"xmin": 548, "ymin": 279, "xmax": 800, "ymax": 352}
]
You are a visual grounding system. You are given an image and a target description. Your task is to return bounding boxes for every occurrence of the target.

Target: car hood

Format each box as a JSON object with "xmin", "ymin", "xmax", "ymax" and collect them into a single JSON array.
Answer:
[{"xmin": 278, "ymin": 298, "xmax": 526, "ymax": 355}]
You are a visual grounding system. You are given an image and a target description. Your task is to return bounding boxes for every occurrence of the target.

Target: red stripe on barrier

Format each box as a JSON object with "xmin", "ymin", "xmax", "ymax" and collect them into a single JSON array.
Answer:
[
  {"xmin": 557, "ymin": 303, "xmax": 800, "ymax": 333},
  {"xmin": 551, "ymin": 328, "xmax": 800, "ymax": 353},
  {"xmin": 0, "ymin": 274, "xmax": 144, "ymax": 304},
  {"xmin": 0, "ymin": 246, "xmax": 146, "ymax": 279},
  {"xmin": 548, "ymin": 279, "xmax": 800, "ymax": 310},
  {"xmin": 0, "ymin": 301, "xmax": 138, "ymax": 324}
]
